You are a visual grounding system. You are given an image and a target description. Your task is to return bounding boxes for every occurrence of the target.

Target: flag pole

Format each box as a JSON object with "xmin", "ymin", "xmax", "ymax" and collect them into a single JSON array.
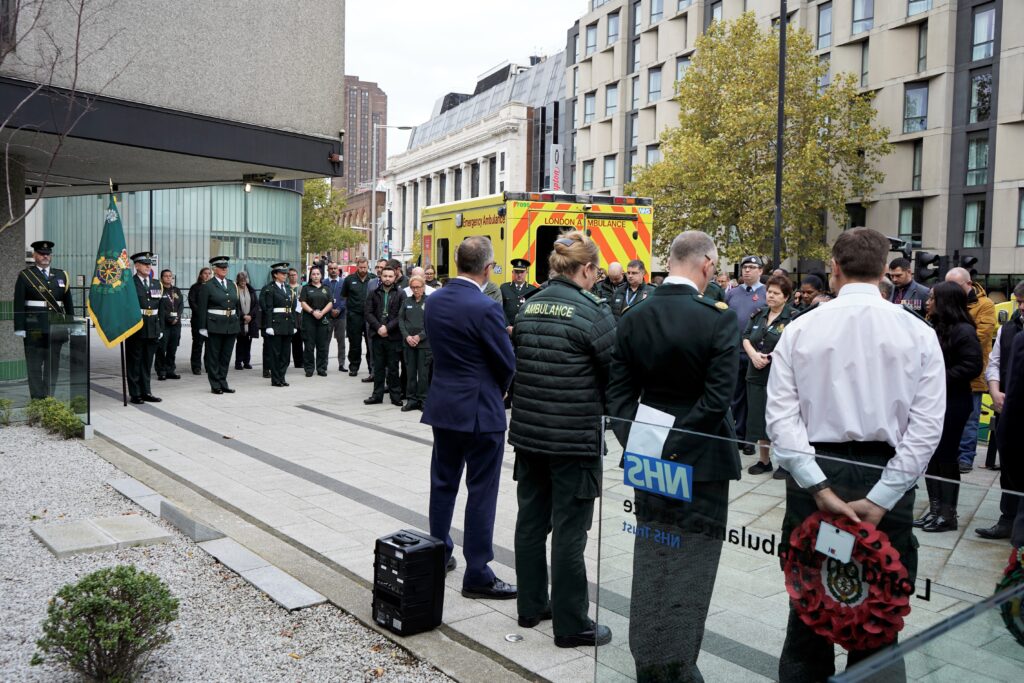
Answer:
[{"xmin": 109, "ymin": 183, "xmax": 127, "ymax": 407}]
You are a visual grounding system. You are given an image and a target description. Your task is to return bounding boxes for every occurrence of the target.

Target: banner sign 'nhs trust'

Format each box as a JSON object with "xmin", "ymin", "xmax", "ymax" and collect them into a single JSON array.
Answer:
[{"xmin": 622, "ymin": 452, "xmax": 693, "ymax": 502}]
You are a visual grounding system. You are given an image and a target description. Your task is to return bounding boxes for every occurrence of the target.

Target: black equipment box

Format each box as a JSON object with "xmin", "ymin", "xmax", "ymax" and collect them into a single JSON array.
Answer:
[{"xmin": 372, "ymin": 529, "xmax": 444, "ymax": 636}]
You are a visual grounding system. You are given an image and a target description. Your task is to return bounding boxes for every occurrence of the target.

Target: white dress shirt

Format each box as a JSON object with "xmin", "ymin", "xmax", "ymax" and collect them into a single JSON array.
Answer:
[
  {"xmin": 662, "ymin": 275, "xmax": 700, "ymax": 289},
  {"xmin": 987, "ymin": 325, "xmax": 1003, "ymax": 384},
  {"xmin": 456, "ymin": 275, "xmax": 486, "ymax": 292},
  {"xmin": 766, "ymin": 282, "xmax": 946, "ymax": 510}
]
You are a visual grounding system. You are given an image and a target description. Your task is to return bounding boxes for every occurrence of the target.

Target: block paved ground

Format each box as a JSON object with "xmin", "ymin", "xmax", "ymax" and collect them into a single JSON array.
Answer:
[{"xmin": 85, "ymin": 328, "xmax": 1023, "ymax": 682}]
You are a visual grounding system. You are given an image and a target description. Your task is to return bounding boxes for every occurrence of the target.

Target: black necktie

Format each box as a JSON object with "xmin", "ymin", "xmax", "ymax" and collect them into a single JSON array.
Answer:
[{"xmin": 747, "ymin": 286, "xmax": 752, "ymax": 293}]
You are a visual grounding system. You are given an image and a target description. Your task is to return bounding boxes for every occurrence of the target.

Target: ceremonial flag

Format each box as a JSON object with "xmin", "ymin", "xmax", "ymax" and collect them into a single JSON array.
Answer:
[{"xmin": 87, "ymin": 195, "xmax": 142, "ymax": 347}]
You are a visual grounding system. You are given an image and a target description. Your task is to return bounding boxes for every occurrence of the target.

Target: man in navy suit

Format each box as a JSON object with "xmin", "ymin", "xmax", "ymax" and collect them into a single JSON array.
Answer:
[
  {"xmin": 996, "ymin": 331, "xmax": 1024, "ymax": 548},
  {"xmin": 422, "ymin": 236, "xmax": 518, "ymax": 599}
]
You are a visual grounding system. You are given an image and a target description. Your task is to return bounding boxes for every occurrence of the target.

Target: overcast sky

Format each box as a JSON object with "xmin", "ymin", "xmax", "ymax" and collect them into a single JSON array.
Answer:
[{"xmin": 346, "ymin": 1, "xmax": 582, "ymax": 159}]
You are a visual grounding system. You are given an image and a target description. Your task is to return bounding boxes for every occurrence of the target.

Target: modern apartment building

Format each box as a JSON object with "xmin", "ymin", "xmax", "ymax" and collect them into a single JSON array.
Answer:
[
  {"xmin": 336, "ymin": 76, "xmax": 388, "ymax": 198},
  {"xmin": 565, "ymin": 0, "xmax": 1024, "ymax": 286}
]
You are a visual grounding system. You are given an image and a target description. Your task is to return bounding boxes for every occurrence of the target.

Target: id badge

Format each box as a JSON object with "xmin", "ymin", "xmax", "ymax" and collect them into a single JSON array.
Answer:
[{"xmin": 815, "ymin": 521, "xmax": 855, "ymax": 564}]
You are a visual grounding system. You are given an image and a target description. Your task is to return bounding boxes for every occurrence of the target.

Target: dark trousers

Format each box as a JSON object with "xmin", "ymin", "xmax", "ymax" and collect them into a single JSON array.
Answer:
[
  {"xmin": 266, "ymin": 334, "xmax": 291, "ymax": 384},
  {"xmin": 235, "ymin": 333, "xmax": 253, "ymax": 366},
  {"xmin": 365, "ymin": 320, "xmax": 375, "ymax": 375},
  {"xmin": 205, "ymin": 332, "xmax": 235, "ymax": 390},
  {"xmin": 155, "ymin": 323, "xmax": 181, "ymax": 377},
  {"xmin": 190, "ymin": 326, "xmax": 206, "ymax": 374},
  {"xmin": 328, "ymin": 313, "xmax": 346, "ymax": 368},
  {"xmin": 125, "ymin": 334, "xmax": 158, "ymax": 399},
  {"xmin": 731, "ymin": 358, "xmax": 748, "ymax": 441},
  {"xmin": 302, "ymin": 318, "xmax": 330, "ymax": 374},
  {"xmin": 371, "ymin": 336, "xmax": 402, "ymax": 400},
  {"xmin": 779, "ymin": 443, "xmax": 915, "ymax": 683},
  {"xmin": 514, "ymin": 452, "xmax": 600, "ymax": 637},
  {"xmin": 23, "ymin": 333, "xmax": 64, "ymax": 399},
  {"xmin": 985, "ymin": 414, "xmax": 1000, "ymax": 468},
  {"xmin": 345, "ymin": 314, "xmax": 367, "ymax": 372},
  {"xmin": 429, "ymin": 426, "xmax": 505, "ymax": 587},
  {"xmin": 630, "ymin": 481, "xmax": 729, "ymax": 683},
  {"xmin": 403, "ymin": 345, "xmax": 432, "ymax": 404}
]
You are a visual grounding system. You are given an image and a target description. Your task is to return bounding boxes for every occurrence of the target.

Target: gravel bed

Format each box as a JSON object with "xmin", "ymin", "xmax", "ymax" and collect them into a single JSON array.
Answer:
[{"xmin": 0, "ymin": 426, "xmax": 453, "ymax": 682}]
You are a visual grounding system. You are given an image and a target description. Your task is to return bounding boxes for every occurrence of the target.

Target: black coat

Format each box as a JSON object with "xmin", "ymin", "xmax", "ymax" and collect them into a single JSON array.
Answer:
[
  {"xmin": 365, "ymin": 285, "xmax": 404, "ymax": 340},
  {"xmin": 996, "ymin": 330, "xmax": 1024, "ymax": 490},
  {"xmin": 131, "ymin": 274, "xmax": 163, "ymax": 340},
  {"xmin": 938, "ymin": 321, "xmax": 983, "ymax": 396},
  {"xmin": 607, "ymin": 283, "xmax": 740, "ymax": 482},
  {"xmin": 508, "ymin": 277, "xmax": 616, "ymax": 458}
]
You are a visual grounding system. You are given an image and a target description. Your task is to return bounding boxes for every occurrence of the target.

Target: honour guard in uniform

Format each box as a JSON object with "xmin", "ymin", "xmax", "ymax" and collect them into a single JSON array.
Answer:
[
  {"xmin": 195, "ymin": 256, "xmax": 241, "ymax": 394},
  {"xmin": 500, "ymin": 258, "xmax": 539, "ymax": 335},
  {"xmin": 125, "ymin": 252, "xmax": 163, "ymax": 404},
  {"xmin": 259, "ymin": 262, "xmax": 296, "ymax": 387},
  {"xmin": 155, "ymin": 268, "xmax": 183, "ymax": 381},
  {"xmin": 299, "ymin": 266, "xmax": 333, "ymax": 377},
  {"xmin": 13, "ymin": 240, "xmax": 76, "ymax": 399}
]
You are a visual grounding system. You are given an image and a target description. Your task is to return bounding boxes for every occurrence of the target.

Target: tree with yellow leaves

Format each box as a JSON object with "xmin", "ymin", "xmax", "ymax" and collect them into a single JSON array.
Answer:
[{"xmin": 628, "ymin": 12, "xmax": 891, "ymax": 264}]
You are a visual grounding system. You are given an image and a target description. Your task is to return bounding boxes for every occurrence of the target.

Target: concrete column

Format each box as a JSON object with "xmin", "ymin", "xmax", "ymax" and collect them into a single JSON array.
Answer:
[
  {"xmin": 444, "ymin": 168, "xmax": 456, "ymax": 203},
  {"xmin": 0, "ymin": 157, "xmax": 26, "ymax": 367},
  {"xmin": 429, "ymin": 173, "xmax": 440, "ymax": 206},
  {"xmin": 460, "ymin": 163, "xmax": 472, "ymax": 199}
]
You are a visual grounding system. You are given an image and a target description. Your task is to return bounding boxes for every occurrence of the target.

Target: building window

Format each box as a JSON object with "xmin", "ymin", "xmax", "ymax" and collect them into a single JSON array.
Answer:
[
  {"xmin": 860, "ymin": 41, "xmax": 869, "ymax": 87},
  {"xmin": 710, "ymin": 1, "xmax": 722, "ymax": 23},
  {"xmin": 966, "ymin": 133, "xmax": 989, "ymax": 187},
  {"xmin": 574, "ymin": 34, "xmax": 580, "ymax": 63},
  {"xmin": 488, "ymin": 157, "xmax": 497, "ymax": 194},
  {"xmin": 425, "ymin": 177, "xmax": 433, "ymax": 207},
  {"xmin": 608, "ymin": 11, "xmax": 620, "ymax": 44},
  {"xmin": 846, "ymin": 203, "xmax": 867, "ymax": 229},
  {"xmin": 646, "ymin": 145, "xmax": 661, "ymax": 165},
  {"xmin": 898, "ymin": 199, "xmax": 923, "ymax": 247},
  {"xmin": 604, "ymin": 156, "xmax": 616, "ymax": 187},
  {"xmin": 570, "ymin": 98, "xmax": 577, "ymax": 126},
  {"xmin": 651, "ymin": 0, "xmax": 663, "ymax": 24},
  {"xmin": 908, "ymin": 0, "xmax": 931, "ymax": 17},
  {"xmin": 678, "ymin": 0, "xmax": 692, "ymax": 9},
  {"xmin": 633, "ymin": 1, "xmax": 642, "ymax": 35},
  {"xmin": 852, "ymin": 0, "xmax": 873, "ymax": 34},
  {"xmin": 676, "ymin": 56, "xmax": 691, "ymax": 83},
  {"xmin": 627, "ymin": 150, "xmax": 638, "ymax": 183},
  {"xmin": 972, "ymin": 4, "xmax": 995, "ymax": 61},
  {"xmin": 630, "ymin": 113, "xmax": 639, "ymax": 146},
  {"xmin": 631, "ymin": 75, "xmax": 640, "ymax": 109},
  {"xmin": 648, "ymin": 67, "xmax": 662, "ymax": 103},
  {"xmin": 573, "ymin": 68, "xmax": 579, "ymax": 95},
  {"xmin": 592, "ymin": 0, "xmax": 609, "ymax": 9},
  {"xmin": 470, "ymin": 163, "xmax": 480, "ymax": 198},
  {"xmin": 606, "ymin": 83, "xmax": 619, "ymax": 116},
  {"xmin": 917, "ymin": 23, "xmax": 928, "ymax": 72},
  {"xmin": 584, "ymin": 92, "xmax": 596, "ymax": 123},
  {"xmin": 818, "ymin": 54, "xmax": 831, "ymax": 91},
  {"xmin": 631, "ymin": 37, "xmax": 640, "ymax": 72},
  {"xmin": 454, "ymin": 168, "xmax": 462, "ymax": 201},
  {"xmin": 817, "ymin": 2, "xmax": 832, "ymax": 50},
  {"xmin": 586, "ymin": 23, "xmax": 597, "ymax": 55},
  {"xmin": 439, "ymin": 174, "xmax": 447, "ymax": 204},
  {"xmin": 912, "ymin": 140, "xmax": 922, "ymax": 191},
  {"xmin": 500, "ymin": 152, "xmax": 505, "ymax": 171},
  {"xmin": 1018, "ymin": 191, "xmax": 1024, "ymax": 246},
  {"xmin": 969, "ymin": 70, "xmax": 992, "ymax": 123},
  {"xmin": 903, "ymin": 82, "xmax": 928, "ymax": 133},
  {"xmin": 582, "ymin": 160, "xmax": 594, "ymax": 190},
  {"xmin": 571, "ymin": 132, "xmax": 577, "ymax": 163},
  {"xmin": 964, "ymin": 197, "xmax": 985, "ymax": 247}
]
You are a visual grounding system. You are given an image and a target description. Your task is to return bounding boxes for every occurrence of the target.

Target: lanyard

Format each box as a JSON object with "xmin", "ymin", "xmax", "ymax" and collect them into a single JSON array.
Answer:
[{"xmin": 625, "ymin": 287, "xmax": 640, "ymax": 307}]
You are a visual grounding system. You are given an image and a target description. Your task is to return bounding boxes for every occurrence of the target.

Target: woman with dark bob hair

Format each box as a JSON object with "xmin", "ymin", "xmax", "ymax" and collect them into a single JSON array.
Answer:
[{"xmin": 916, "ymin": 281, "xmax": 982, "ymax": 532}]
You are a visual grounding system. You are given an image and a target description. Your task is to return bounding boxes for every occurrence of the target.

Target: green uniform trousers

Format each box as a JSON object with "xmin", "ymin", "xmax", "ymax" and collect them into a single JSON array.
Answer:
[
  {"xmin": 513, "ymin": 451, "xmax": 601, "ymax": 637},
  {"xmin": 302, "ymin": 317, "xmax": 330, "ymax": 375},
  {"xmin": 403, "ymin": 345, "xmax": 432, "ymax": 404},
  {"xmin": 204, "ymin": 332, "xmax": 235, "ymax": 390},
  {"xmin": 266, "ymin": 333, "xmax": 291, "ymax": 384},
  {"xmin": 23, "ymin": 333, "xmax": 65, "ymax": 399},
  {"xmin": 155, "ymin": 324, "xmax": 181, "ymax": 378}
]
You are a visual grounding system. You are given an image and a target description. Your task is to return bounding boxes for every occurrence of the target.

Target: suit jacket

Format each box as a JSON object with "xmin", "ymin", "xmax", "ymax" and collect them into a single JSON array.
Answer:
[
  {"xmin": 606, "ymin": 283, "xmax": 741, "ymax": 482},
  {"xmin": 195, "ymin": 277, "xmax": 241, "ymax": 335},
  {"xmin": 421, "ymin": 278, "xmax": 515, "ymax": 433},
  {"xmin": 13, "ymin": 266, "xmax": 75, "ymax": 334},
  {"xmin": 259, "ymin": 282, "xmax": 296, "ymax": 336},
  {"xmin": 889, "ymin": 279, "xmax": 930, "ymax": 316},
  {"xmin": 131, "ymin": 274, "xmax": 164, "ymax": 340},
  {"xmin": 996, "ymin": 330, "xmax": 1024, "ymax": 491}
]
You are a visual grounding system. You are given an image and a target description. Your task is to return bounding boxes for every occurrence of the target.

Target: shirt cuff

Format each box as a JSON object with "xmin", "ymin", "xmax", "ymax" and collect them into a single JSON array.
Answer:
[
  {"xmin": 866, "ymin": 481, "xmax": 903, "ymax": 511},
  {"xmin": 772, "ymin": 447, "xmax": 827, "ymax": 490}
]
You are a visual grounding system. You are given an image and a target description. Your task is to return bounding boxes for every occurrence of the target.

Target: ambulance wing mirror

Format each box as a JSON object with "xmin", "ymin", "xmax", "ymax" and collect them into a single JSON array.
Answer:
[{"xmin": 999, "ymin": 310, "xmax": 1009, "ymax": 324}]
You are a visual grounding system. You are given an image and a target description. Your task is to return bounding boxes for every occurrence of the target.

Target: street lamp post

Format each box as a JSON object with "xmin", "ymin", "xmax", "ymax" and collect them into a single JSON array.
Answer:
[{"xmin": 371, "ymin": 124, "xmax": 412, "ymax": 260}]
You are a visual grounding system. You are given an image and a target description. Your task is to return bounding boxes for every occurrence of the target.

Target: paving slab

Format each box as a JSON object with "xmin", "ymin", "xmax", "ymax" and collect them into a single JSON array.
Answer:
[
  {"xmin": 159, "ymin": 500, "xmax": 224, "ymax": 542},
  {"xmin": 133, "ymin": 493, "xmax": 166, "ymax": 516},
  {"xmin": 240, "ymin": 564, "xmax": 327, "ymax": 611},
  {"xmin": 90, "ymin": 515, "xmax": 173, "ymax": 549},
  {"xmin": 31, "ymin": 520, "xmax": 117, "ymax": 558},
  {"xmin": 107, "ymin": 476, "xmax": 157, "ymax": 499},
  {"xmin": 198, "ymin": 537, "xmax": 271, "ymax": 573}
]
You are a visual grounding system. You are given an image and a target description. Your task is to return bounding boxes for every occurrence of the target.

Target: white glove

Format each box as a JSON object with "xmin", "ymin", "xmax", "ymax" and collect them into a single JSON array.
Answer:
[
  {"xmin": 14, "ymin": 330, "xmax": 26, "ymax": 338},
  {"xmin": 292, "ymin": 328, "xmax": 297, "ymax": 335},
  {"xmin": 265, "ymin": 328, "xmax": 275, "ymax": 336},
  {"xmin": 158, "ymin": 333, "xmax": 163, "ymax": 340},
  {"xmin": 199, "ymin": 329, "xmax": 208, "ymax": 337}
]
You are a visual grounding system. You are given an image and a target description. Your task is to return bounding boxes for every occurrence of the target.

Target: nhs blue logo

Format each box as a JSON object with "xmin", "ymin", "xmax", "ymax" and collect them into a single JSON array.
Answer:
[{"xmin": 623, "ymin": 452, "xmax": 693, "ymax": 502}]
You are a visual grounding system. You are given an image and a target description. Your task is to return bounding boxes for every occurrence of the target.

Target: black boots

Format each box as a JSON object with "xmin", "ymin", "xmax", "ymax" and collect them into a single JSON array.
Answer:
[
  {"xmin": 923, "ymin": 470, "xmax": 959, "ymax": 533},
  {"xmin": 914, "ymin": 478, "xmax": 940, "ymax": 528}
]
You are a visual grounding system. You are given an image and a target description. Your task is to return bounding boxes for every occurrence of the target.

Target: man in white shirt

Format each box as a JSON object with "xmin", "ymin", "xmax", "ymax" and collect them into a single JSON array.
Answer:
[{"xmin": 766, "ymin": 227, "xmax": 945, "ymax": 682}]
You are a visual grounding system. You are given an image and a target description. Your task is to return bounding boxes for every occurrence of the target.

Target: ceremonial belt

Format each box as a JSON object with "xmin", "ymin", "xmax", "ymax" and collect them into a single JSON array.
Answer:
[
  {"xmin": 22, "ymin": 268, "xmax": 64, "ymax": 313},
  {"xmin": 168, "ymin": 312, "xmax": 179, "ymax": 318},
  {"xmin": 141, "ymin": 309, "xmax": 159, "ymax": 316},
  {"xmin": 271, "ymin": 307, "xmax": 290, "ymax": 313},
  {"xmin": 25, "ymin": 300, "xmax": 48, "ymax": 308},
  {"xmin": 208, "ymin": 309, "xmax": 235, "ymax": 316}
]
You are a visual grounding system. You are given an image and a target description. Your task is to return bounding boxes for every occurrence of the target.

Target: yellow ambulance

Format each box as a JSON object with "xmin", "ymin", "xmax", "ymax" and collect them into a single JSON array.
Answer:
[{"xmin": 419, "ymin": 191, "xmax": 653, "ymax": 284}]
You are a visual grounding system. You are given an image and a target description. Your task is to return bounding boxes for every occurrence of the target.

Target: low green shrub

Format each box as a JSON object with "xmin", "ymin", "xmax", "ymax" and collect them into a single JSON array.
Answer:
[
  {"xmin": 32, "ymin": 565, "xmax": 179, "ymax": 682},
  {"xmin": 0, "ymin": 397, "xmax": 11, "ymax": 426},
  {"xmin": 25, "ymin": 398, "xmax": 83, "ymax": 439},
  {"xmin": 69, "ymin": 395, "xmax": 88, "ymax": 415}
]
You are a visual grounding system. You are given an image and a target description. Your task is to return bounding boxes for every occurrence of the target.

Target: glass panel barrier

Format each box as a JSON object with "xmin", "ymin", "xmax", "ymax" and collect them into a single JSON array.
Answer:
[{"xmin": 594, "ymin": 416, "xmax": 1024, "ymax": 682}]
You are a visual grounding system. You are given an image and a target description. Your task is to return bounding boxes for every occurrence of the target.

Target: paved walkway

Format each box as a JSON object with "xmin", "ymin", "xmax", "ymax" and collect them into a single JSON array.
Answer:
[{"xmin": 85, "ymin": 329, "xmax": 1022, "ymax": 682}]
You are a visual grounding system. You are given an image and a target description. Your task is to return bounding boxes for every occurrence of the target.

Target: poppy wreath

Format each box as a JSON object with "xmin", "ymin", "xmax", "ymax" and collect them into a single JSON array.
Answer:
[
  {"xmin": 995, "ymin": 546, "xmax": 1024, "ymax": 647},
  {"xmin": 784, "ymin": 511, "xmax": 913, "ymax": 651}
]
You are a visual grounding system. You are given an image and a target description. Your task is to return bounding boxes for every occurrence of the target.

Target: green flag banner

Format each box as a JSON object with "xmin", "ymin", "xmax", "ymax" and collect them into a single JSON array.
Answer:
[{"xmin": 87, "ymin": 195, "xmax": 142, "ymax": 347}]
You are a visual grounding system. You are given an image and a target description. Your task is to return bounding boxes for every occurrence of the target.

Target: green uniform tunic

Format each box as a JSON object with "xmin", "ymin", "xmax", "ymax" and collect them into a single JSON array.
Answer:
[
  {"xmin": 196, "ymin": 276, "xmax": 241, "ymax": 391},
  {"xmin": 742, "ymin": 303, "xmax": 795, "ymax": 441},
  {"xmin": 500, "ymin": 281, "xmax": 540, "ymax": 327},
  {"xmin": 125, "ymin": 274, "xmax": 164, "ymax": 399},
  {"xmin": 300, "ymin": 283, "xmax": 332, "ymax": 375},
  {"xmin": 259, "ymin": 281, "xmax": 296, "ymax": 385},
  {"xmin": 13, "ymin": 265, "xmax": 75, "ymax": 399}
]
